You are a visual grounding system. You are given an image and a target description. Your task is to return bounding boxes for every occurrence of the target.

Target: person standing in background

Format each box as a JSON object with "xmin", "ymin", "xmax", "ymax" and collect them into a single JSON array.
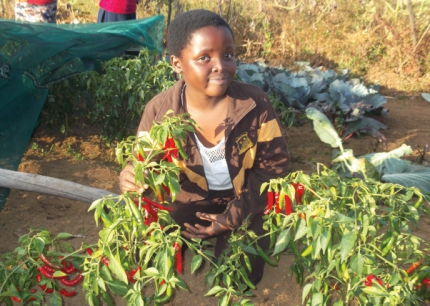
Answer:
[
  {"xmin": 98, "ymin": 0, "xmax": 139, "ymax": 23},
  {"xmin": 15, "ymin": 0, "xmax": 58, "ymax": 23}
]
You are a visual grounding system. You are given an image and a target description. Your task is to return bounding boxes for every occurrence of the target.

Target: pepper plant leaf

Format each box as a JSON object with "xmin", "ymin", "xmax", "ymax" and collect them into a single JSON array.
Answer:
[
  {"xmin": 340, "ymin": 231, "xmax": 357, "ymax": 262},
  {"xmin": 273, "ymin": 228, "xmax": 291, "ymax": 256},
  {"xmin": 49, "ymin": 291, "xmax": 62, "ymax": 306},
  {"xmin": 190, "ymin": 254, "xmax": 203, "ymax": 274},
  {"xmin": 108, "ymin": 249, "xmax": 128, "ymax": 284}
]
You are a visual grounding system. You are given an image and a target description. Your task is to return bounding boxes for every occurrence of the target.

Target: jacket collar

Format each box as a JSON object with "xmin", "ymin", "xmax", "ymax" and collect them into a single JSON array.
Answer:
[{"xmin": 153, "ymin": 79, "xmax": 256, "ymax": 132}]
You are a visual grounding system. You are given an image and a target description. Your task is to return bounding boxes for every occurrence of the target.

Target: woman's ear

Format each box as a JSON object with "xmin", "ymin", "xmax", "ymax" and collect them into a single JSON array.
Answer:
[{"xmin": 170, "ymin": 55, "xmax": 182, "ymax": 74}]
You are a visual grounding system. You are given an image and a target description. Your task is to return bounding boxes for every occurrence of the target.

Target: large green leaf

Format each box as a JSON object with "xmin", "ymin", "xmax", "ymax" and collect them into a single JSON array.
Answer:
[
  {"xmin": 306, "ymin": 107, "xmax": 342, "ymax": 148},
  {"xmin": 190, "ymin": 255, "xmax": 203, "ymax": 274},
  {"xmin": 108, "ymin": 249, "xmax": 128, "ymax": 284},
  {"xmin": 382, "ymin": 167, "xmax": 430, "ymax": 194},
  {"xmin": 340, "ymin": 231, "xmax": 357, "ymax": 262},
  {"xmin": 273, "ymin": 228, "xmax": 291, "ymax": 256},
  {"xmin": 105, "ymin": 278, "xmax": 129, "ymax": 296},
  {"xmin": 361, "ymin": 144, "xmax": 412, "ymax": 173},
  {"xmin": 361, "ymin": 144, "xmax": 430, "ymax": 194},
  {"xmin": 49, "ymin": 291, "xmax": 62, "ymax": 306}
]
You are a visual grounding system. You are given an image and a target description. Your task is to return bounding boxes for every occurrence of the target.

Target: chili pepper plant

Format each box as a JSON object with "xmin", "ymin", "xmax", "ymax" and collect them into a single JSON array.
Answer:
[
  {"xmin": 0, "ymin": 229, "xmax": 87, "ymax": 305},
  {"xmin": 261, "ymin": 165, "xmax": 430, "ymax": 305},
  {"xmin": 82, "ymin": 112, "xmax": 197, "ymax": 305}
]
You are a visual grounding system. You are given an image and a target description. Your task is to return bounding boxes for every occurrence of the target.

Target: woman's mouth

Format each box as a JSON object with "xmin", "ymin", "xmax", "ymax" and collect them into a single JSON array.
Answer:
[{"xmin": 208, "ymin": 75, "xmax": 229, "ymax": 84}]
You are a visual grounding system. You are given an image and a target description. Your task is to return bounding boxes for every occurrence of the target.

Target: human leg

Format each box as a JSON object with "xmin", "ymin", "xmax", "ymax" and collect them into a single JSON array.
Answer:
[{"xmin": 214, "ymin": 212, "xmax": 269, "ymax": 286}]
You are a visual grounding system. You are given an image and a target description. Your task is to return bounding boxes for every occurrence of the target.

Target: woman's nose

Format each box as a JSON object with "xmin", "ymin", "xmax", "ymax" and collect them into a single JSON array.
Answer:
[{"xmin": 212, "ymin": 58, "xmax": 226, "ymax": 72}]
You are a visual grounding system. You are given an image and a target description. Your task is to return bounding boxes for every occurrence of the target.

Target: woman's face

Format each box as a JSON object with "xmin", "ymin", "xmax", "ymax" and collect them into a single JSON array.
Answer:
[{"xmin": 171, "ymin": 26, "xmax": 236, "ymax": 99}]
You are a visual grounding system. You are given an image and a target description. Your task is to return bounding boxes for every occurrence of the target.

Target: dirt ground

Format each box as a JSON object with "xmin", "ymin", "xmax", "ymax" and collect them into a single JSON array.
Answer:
[{"xmin": 0, "ymin": 86, "xmax": 429, "ymax": 305}]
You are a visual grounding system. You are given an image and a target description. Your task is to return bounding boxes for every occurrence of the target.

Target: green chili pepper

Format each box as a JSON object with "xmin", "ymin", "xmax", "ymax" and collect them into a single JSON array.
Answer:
[
  {"xmin": 100, "ymin": 209, "xmax": 113, "ymax": 227},
  {"xmin": 301, "ymin": 244, "xmax": 313, "ymax": 257},
  {"xmin": 381, "ymin": 233, "xmax": 396, "ymax": 257},
  {"xmin": 173, "ymin": 138, "xmax": 187, "ymax": 160},
  {"xmin": 293, "ymin": 262, "xmax": 304, "ymax": 285},
  {"xmin": 100, "ymin": 289, "xmax": 114, "ymax": 306},
  {"xmin": 155, "ymin": 284, "xmax": 173, "ymax": 303},
  {"xmin": 381, "ymin": 231, "xmax": 393, "ymax": 250},
  {"xmin": 168, "ymin": 181, "xmax": 176, "ymax": 202},
  {"xmin": 127, "ymin": 199, "xmax": 144, "ymax": 225},
  {"xmin": 289, "ymin": 241, "xmax": 301, "ymax": 257},
  {"xmin": 269, "ymin": 222, "xmax": 278, "ymax": 250},
  {"xmin": 256, "ymin": 244, "xmax": 277, "ymax": 267},
  {"xmin": 239, "ymin": 267, "xmax": 256, "ymax": 290},
  {"xmin": 414, "ymin": 196, "xmax": 423, "ymax": 209}
]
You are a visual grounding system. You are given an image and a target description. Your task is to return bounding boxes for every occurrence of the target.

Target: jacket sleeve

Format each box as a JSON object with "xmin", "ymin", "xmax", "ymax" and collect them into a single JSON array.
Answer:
[{"xmin": 223, "ymin": 97, "xmax": 290, "ymax": 229}]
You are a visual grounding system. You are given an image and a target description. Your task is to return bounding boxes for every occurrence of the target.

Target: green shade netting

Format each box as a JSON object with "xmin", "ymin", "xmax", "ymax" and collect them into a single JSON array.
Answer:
[{"xmin": 0, "ymin": 15, "xmax": 165, "ymax": 208}]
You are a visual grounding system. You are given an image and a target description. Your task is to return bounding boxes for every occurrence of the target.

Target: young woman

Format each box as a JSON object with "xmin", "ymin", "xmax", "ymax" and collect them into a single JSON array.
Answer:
[
  {"xmin": 97, "ymin": 0, "xmax": 138, "ymax": 23},
  {"xmin": 119, "ymin": 9, "xmax": 290, "ymax": 285}
]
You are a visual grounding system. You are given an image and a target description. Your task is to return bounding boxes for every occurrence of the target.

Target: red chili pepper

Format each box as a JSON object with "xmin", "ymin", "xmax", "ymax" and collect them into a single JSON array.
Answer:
[
  {"xmin": 162, "ymin": 136, "xmax": 179, "ymax": 162},
  {"xmin": 143, "ymin": 203, "xmax": 159, "ymax": 224},
  {"xmin": 422, "ymin": 277, "xmax": 430, "ymax": 285},
  {"xmin": 173, "ymin": 242, "xmax": 183, "ymax": 274},
  {"xmin": 101, "ymin": 256, "xmax": 109, "ymax": 266},
  {"xmin": 39, "ymin": 253, "xmax": 61, "ymax": 270},
  {"xmin": 60, "ymin": 274, "xmax": 83, "ymax": 286},
  {"xmin": 41, "ymin": 264, "xmax": 56, "ymax": 273},
  {"xmin": 11, "ymin": 296, "xmax": 22, "ymax": 302},
  {"xmin": 38, "ymin": 266, "xmax": 65, "ymax": 279},
  {"xmin": 366, "ymin": 274, "xmax": 383, "ymax": 286},
  {"xmin": 285, "ymin": 194, "xmax": 293, "ymax": 215},
  {"xmin": 85, "ymin": 248, "xmax": 93, "ymax": 256},
  {"xmin": 59, "ymin": 288, "xmax": 77, "ymax": 297},
  {"xmin": 126, "ymin": 270, "xmax": 134, "ymax": 283},
  {"xmin": 275, "ymin": 191, "xmax": 281, "ymax": 214},
  {"xmin": 406, "ymin": 262, "xmax": 421, "ymax": 274},
  {"xmin": 137, "ymin": 153, "xmax": 144, "ymax": 161},
  {"xmin": 330, "ymin": 283, "xmax": 340, "ymax": 290},
  {"xmin": 263, "ymin": 190, "xmax": 274, "ymax": 215},
  {"xmin": 126, "ymin": 267, "xmax": 140, "ymax": 283},
  {"xmin": 141, "ymin": 196, "xmax": 174, "ymax": 211},
  {"xmin": 293, "ymin": 183, "xmax": 305, "ymax": 204},
  {"xmin": 36, "ymin": 273, "xmax": 54, "ymax": 294},
  {"xmin": 61, "ymin": 260, "xmax": 77, "ymax": 274},
  {"xmin": 162, "ymin": 184, "xmax": 171, "ymax": 196}
]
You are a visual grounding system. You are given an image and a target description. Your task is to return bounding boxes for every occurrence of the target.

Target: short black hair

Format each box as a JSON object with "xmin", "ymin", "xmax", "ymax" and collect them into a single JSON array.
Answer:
[{"xmin": 167, "ymin": 9, "xmax": 233, "ymax": 57}]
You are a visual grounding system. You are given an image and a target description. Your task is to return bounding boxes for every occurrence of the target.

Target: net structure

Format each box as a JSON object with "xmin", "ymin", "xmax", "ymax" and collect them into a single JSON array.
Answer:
[{"xmin": 0, "ymin": 15, "xmax": 164, "ymax": 208}]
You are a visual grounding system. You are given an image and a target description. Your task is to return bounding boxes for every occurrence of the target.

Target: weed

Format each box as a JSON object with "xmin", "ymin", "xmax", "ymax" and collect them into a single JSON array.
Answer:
[
  {"xmin": 66, "ymin": 144, "xmax": 85, "ymax": 160},
  {"xmin": 30, "ymin": 142, "xmax": 55, "ymax": 156}
]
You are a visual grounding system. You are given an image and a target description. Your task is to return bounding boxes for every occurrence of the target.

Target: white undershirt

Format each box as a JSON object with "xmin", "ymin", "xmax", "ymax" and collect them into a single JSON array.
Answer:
[{"xmin": 194, "ymin": 135, "xmax": 233, "ymax": 190}]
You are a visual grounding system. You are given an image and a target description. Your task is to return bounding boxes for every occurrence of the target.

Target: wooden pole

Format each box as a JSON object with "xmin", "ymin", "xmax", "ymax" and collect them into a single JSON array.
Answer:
[{"xmin": 0, "ymin": 168, "xmax": 118, "ymax": 204}]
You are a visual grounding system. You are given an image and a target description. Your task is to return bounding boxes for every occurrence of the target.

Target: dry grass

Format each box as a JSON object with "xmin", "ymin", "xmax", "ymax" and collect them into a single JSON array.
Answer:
[{"xmin": 1, "ymin": 0, "xmax": 429, "ymax": 93}]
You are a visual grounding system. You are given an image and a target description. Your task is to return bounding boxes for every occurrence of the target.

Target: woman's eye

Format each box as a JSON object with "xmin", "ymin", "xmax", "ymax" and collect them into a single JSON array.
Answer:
[{"xmin": 198, "ymin": 56, "xmax": 210, "ymax": 61}]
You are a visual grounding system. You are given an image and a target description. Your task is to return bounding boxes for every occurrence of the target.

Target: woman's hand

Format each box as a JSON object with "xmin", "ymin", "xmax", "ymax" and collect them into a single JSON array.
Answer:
[
  {"xmin": 119, "ymin": 163, "xmax": 149, "ymax": 194},
  {"xmin": 182, "ymin": 213, "xmax": 230, "ymax": 239}
]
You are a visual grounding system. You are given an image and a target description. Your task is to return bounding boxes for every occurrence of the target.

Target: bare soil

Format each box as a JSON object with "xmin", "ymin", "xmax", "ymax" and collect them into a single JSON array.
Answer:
[{"xmin": 0, "ymin": 93, "xmax": 429, "ymax": 305}]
